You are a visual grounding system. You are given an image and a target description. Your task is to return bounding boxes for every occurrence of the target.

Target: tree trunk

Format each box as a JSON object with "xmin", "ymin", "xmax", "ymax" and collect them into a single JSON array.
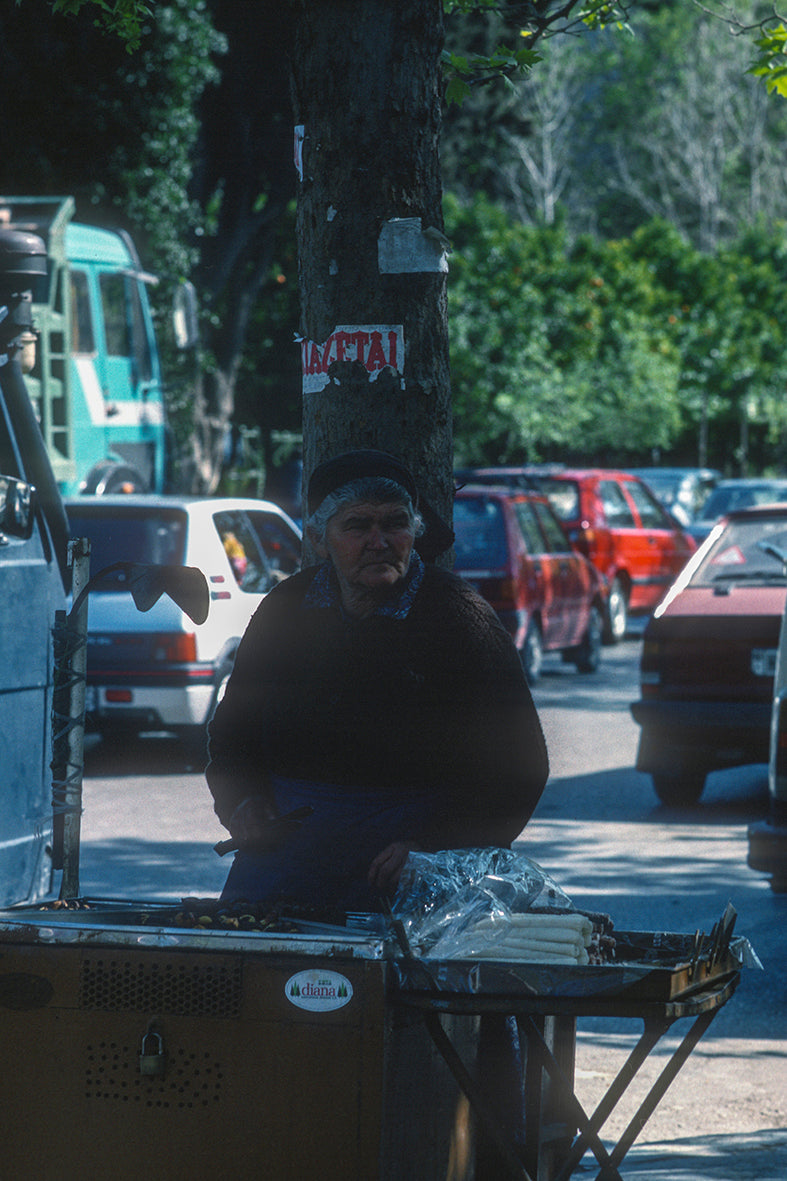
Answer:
[{"xmin": 291, "ymin": 0, "xmax": 453, "ymax": 551}]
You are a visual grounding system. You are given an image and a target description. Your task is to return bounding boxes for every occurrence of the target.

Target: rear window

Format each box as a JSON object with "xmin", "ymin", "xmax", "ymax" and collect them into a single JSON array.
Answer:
[
  {"xmin": 691, "ymin": 516, "xmax": 787, "ymax": 587},
  {"xmin": 702, "ymin": 483, "xmax": 787, "ymax": 520},
  {"xmin": 536, "ymin": 478, "xmax": 580, "ymax": 523},
  {"xmin": 625, "ymin": 479, "xmax": 672, "ymax": 529},
  {"xmin": 599, "ymin": 480, "xmax": 636, "ymax": 528},
  {"xmin": 453, "ymin": 497, "xmax": 507, "ymax": 569},
  {"xmin": 65, "ymin": 507, "xmax": 188, "ymax": 586}
]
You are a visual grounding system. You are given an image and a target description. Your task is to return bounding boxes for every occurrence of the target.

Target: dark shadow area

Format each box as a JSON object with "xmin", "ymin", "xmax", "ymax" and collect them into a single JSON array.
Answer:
[
  {"xmin": 83, "ymin": 732, "xmax": 207, "ymax": 778},
  {"xmin": 536, "ymin": 765, "xmax": 769, "ymax": 828}
]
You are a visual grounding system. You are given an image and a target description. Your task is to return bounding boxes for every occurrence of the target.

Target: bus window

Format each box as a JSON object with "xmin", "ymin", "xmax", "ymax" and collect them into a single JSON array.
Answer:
[{"xmin": 70, "ymin": 270, "xmax": 95, "ymax": 355}]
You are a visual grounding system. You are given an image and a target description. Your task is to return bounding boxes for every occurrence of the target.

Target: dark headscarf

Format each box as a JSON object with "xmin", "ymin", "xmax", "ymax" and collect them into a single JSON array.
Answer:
[{"xmin": 307, "ymin": 449, "xmax": 418, "ymax": 516}]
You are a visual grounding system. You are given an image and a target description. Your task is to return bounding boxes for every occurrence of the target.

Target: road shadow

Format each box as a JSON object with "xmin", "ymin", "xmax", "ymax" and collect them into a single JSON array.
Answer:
[
  {"xmin": 78, "ymin": 838, "xmax": 227, "ymax": 900},
  {"xmin": 83, "ymin": 732, "xmax": 207, "ymax": 778},
  {"xmin": 536, "ymin": 764, "xmax": 770, "ymax": 827}
]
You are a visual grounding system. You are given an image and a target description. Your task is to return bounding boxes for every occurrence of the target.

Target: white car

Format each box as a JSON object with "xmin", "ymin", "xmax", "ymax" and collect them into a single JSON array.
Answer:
[{"xmin": 65, "ymin": 495, "xmax": 302, "ymax": 753}]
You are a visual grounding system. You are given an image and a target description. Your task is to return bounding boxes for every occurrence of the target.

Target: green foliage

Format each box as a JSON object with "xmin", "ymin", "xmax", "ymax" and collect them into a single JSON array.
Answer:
[
  {"xmin": 441, "ymin": 0, "xmax": 632, "ymax": 103},
  {"xmin": 749, "ymin": 22, "xmax": 787, "ymax": 97},
  {"xmin": 46, "ymin": 0, "xmax": 150, "ymax": 48},
  {"xmin": 446, "ymin": 193, "xmax": 787, "ymax": 471}
]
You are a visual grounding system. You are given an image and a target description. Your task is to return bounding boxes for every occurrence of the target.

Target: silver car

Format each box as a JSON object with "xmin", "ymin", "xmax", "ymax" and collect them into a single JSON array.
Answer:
[{"xmin": 65, "ymin": 495, "xmax": 302, "ymax": 754}]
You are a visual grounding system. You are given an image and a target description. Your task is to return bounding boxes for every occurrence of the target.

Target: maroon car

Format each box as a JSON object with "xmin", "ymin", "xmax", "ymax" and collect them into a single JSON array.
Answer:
[
  {"xmin": 456, "ymin": 466, "xmax": 696, "ymax": 642},
  {"xmin": 631, "ymin": 504, "xmax": 787, "ymax": 805},
  {"xmin": 453, "ymin": 485, "xmax": 605, "ymax": 683}
]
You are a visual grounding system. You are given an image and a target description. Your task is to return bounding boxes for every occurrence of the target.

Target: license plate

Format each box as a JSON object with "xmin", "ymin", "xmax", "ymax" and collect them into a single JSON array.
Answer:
[{"xmin": 751, "ymin": 648, "xmax": 778, "ymax": 677}]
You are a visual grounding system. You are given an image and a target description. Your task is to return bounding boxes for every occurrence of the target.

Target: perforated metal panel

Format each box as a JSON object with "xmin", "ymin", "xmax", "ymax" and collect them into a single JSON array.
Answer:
[
  {"xmin": 84, "ymin": 1040, "xmax": 225, "ymax": 1108},
  {"xmin": 79, "ymin": 956, "xmax": 243, "ymax": 1018}
]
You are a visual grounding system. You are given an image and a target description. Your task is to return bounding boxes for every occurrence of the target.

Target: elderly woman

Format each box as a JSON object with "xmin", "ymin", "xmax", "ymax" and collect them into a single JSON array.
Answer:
[{"xmin": 206, "ymin": 449, "xmax": 548, "ymax": 910}]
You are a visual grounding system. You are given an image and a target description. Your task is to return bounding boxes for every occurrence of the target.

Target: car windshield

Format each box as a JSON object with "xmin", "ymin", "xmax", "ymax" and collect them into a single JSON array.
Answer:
[
  {"xmin": 453, "ymin": 497, "xmax": 507, "ymax": 569},
  {"xmin": 691, "ymin": 517, "xmax": 787, "ymax": 586},
  {"xmin": 65, "ymin": 506, "xmax": 188, "ymax": 588},
  {"xmin": 701, "ymin": 483, "xmax": 787, "ymax": 521},
  {"xmin": 534, "ymin": 478, "xmax": 580, "ymax": 522}
]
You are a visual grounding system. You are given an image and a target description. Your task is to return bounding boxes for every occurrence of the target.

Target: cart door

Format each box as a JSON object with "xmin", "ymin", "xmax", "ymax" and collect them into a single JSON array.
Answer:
[{"xmin": 0, "ymin": 373, "xmax": 62, "ymax": 904}]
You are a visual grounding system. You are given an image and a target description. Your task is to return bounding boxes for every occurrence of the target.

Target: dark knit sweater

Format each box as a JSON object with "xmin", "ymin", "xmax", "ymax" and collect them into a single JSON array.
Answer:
[{"xmin": 206, "ymin": 562, "xmax": 549, "ymax": 850}]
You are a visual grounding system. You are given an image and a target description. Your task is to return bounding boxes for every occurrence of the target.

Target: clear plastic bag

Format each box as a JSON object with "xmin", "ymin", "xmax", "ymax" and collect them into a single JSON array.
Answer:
[{"xmin": 391, "ymin": 847, "xmax": 576, "ymax": 958}]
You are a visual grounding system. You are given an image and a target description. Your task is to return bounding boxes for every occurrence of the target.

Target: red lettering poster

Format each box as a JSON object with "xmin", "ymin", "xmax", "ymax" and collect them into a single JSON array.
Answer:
[{"xmin": 300, "ymin": 324, "xmax": 404, "ymax": 393}]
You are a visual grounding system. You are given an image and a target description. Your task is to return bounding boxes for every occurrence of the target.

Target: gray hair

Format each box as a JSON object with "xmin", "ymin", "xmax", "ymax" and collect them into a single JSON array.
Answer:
[{"xmin": 306, "ymin": 476, "xmax": 424, "ymax": 544}]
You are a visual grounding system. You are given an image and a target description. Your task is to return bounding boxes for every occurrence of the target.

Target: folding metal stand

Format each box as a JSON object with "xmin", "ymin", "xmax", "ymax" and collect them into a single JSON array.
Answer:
[{"xmin": 394, "ymin": 971, "xmax": 740, "ymax": 1181}]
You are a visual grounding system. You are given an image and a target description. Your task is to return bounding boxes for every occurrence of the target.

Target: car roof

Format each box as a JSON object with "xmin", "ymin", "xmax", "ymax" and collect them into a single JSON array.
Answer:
[
  {"xmin": 724, "ymin": 503, "xmax": 787, "ymax": 521},
  {"xmin": 455, "ymin": 465, "xmax": 641, "ymax": 481},
  {"xmin": 455, "ymin": 483, "xmax": 550, "ymax": 503},
  {"xmin": 64, "ymin": 494, "xmax": 300, "ymax": 523},
  {"xmin": 629, "ymin": 466, "xmax": 720, "ymax": 478},
  {"xmin": 712, "ymin": 478, "xmax": 787, "ymax": 489}
]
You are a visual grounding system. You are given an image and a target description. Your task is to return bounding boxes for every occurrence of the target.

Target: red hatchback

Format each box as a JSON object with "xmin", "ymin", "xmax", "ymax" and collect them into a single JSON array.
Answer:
[
  {"xmin": 631, "ymin": 504, "xmax": 787, "ymax": 805},
  {"xmin": 457, "ymin": 466, "xmax": 696, "ymax": 642},
  {"xmin": 453, "ymin": 485, "xmax": 605, "ymax": 683}
]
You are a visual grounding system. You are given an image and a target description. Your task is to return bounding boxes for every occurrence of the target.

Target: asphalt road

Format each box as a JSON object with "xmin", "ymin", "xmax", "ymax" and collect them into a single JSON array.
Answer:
[{"xmin": 77, "ymin": 628, "xmax": 786, "ymax": 1148}]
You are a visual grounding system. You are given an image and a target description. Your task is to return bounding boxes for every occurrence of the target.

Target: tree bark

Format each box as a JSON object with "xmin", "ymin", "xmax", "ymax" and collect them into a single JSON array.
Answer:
[{"xmin": 291, "ymin": 0, "xmax": 453, "ymax": 550}]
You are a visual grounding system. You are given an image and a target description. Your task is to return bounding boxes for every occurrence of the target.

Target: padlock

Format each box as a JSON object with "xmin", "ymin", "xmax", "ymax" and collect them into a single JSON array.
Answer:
[{"xmin": 139, "ymin": 1028, "xmax": 166, "ymax": 1077}]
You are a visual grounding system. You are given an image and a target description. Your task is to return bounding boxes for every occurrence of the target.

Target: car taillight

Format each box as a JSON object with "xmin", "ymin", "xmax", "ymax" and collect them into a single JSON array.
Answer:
[{"xmin": 153, "ymin": 633, "xmax": 198, "ymax": 662}]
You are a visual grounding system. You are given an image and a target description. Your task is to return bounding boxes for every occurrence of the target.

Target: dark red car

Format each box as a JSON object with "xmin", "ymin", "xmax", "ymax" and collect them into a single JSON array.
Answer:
[
  {"xmin": 631, "ymin": 504, "xmax": 787, "ymax": 805},
  {"xmin": 453, "ymin": 485, "xmax": 605, "ymax": 683},
  {"xmin": 456, "ymin": 466, "xmax": 696, "ymax": 642}
]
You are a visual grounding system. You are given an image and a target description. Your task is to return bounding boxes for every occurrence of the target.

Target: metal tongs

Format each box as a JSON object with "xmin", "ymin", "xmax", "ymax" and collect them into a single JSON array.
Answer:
[
  {"xmin": 213, "ymin": 805, "xmax": 314, "ymax": 857},
  {"xmin": 689, "ymin": 901, "xmax": 737, "ymax": 980}
]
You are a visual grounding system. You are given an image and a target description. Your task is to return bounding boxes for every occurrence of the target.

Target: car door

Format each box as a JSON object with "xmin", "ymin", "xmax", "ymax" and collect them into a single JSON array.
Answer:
[
  {"xmin": 530, "ymin": 497, "xmax": 590, "ymax": 646},
  {"xmin": 597, "ymin": 475, "xmax": 648, "ymax": 597},
  {"xmin": 622, "ymin": 477, "xmax": 690, "ymax": 609},
  {"xmin": 512, "ymin": 498, "xmax": 562, "ymax": 646}
]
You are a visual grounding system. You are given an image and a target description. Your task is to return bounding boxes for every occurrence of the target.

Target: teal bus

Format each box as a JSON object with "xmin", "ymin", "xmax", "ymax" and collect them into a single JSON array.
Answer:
[{"xmin": 0, "ymin": 196, "xmax": 167, "ymax": 495}]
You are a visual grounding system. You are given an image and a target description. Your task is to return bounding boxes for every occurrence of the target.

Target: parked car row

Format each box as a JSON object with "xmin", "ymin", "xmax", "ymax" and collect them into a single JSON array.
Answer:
[{"xmin": 456, "ymin": 465, "xmax": 696, "ymax": 642}]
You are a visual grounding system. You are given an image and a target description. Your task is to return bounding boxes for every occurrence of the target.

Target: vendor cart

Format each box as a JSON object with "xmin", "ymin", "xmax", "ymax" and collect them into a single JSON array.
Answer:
[
  {"xmin": 0, "ymin": 900, "xmax": 744, "ymax": 1180},
  {"xmin": 0, "ymin": 546, "xmax": 747, "ymax": 1179}
]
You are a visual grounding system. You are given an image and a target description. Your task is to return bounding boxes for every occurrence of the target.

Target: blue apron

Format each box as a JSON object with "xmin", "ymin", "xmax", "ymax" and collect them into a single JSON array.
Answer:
[{"xmin": 220, "ymin": 775, "xmax": 440, "ymax": 911}]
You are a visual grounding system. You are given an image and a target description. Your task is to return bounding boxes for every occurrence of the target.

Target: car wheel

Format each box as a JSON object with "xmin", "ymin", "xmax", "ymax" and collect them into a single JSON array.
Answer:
[
  {"xmin": 572, "ymin": 605, "xmax": 603, "ymax": 673},
  {"xmin": 651, "ymin": 770, "xmax": 706, "ymax": 806},
  {"xmin": 521, "ymin": 620, "xmax": 544, "ymax": 685},
  {"xmin": 603, "ymin": 577, "xmax": 628, "ymax": 644}
]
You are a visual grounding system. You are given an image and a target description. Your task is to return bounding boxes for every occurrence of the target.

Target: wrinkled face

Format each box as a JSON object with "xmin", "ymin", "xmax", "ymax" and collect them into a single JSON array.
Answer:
[{"xmin": 319, "ymin": 500, "xmax": 415, "ymax": 606}]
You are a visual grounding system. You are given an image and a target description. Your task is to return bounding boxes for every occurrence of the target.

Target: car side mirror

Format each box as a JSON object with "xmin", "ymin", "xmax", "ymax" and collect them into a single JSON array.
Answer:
[
  {"xmin": 0, "ymin": 474, "xmax": 35, "ymax": 540},
  {"xmin": 71, "ymin": 562, "xmax": 210, "ymax": 624},
  {"xmin": 173, "ymin": 280, "xmax": 199, "ymax": 350}
]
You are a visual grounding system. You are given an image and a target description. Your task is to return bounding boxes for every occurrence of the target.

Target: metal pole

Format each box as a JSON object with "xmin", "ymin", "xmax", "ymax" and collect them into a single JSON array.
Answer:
[{"xmin": 59, "ymin": 537, "xmax": 91, "ymax": 900}]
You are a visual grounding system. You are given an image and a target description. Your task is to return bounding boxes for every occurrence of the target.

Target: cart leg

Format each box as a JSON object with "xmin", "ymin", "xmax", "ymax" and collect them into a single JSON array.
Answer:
[
  {"xmin": 552, "ymin": 1018, "xmax": 670, "ymax": 1181},
  {"xmin": 598, "ymin": 1007, "xmax": 720, "ymax": 1179},
  {"xmin": 422, "ymin": 1010, "xmax": 533, "ymax": 1181},
  {"xmin": 518, "ymin": 1016, "xmax": 624, "ymax": 1181}
]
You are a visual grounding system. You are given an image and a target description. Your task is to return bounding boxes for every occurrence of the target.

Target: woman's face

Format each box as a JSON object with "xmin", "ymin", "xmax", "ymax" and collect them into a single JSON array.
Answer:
[{"xmin": 320, "ymin": 499, "xmax": 415, "ymax": 606}]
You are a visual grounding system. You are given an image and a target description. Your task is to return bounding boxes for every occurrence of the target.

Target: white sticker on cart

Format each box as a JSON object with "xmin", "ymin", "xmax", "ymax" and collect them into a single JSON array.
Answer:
[{"xmin": 285, "ymin": 969, "xmax": 353, "ymax": 1012}]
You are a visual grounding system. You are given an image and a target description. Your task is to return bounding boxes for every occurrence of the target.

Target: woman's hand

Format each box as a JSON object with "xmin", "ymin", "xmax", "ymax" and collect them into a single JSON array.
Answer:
[
  {"xmin": 227, "ymin": 796, "xmax": 277, "ymax": 846},
  {"xmin": 367, "ymin": 841, "xmax": 419, "ymax": 893}
]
